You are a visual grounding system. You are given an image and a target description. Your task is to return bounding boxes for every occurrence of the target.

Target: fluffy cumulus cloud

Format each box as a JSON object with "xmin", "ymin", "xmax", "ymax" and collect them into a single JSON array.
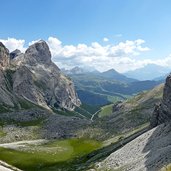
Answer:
[
  {"xmin": 46, "ymin": 37, "xmax": 151, "ymax": 72},
  {"xmin": 1, "ymin": 36, "xmax": 171, "ymax": 72},
  {"xmin": 153, "ymin": 55, "xmax": 171, "ymax": 67},
  {"xmin": 0, "ymin": 38, "xmax": 26, "ymax": 52}
]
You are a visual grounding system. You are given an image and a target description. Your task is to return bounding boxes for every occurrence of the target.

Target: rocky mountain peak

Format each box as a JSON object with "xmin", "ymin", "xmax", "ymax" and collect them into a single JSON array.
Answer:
[
  {"xmin": 0, "ymin": 40, "xmax": 80, "ymax": 111},
  {"xmin": 25, "ymin": 40, "xmax": 51, "ymax": 65},
  {"xmin": 151, "ymin": 74, "xmax": 171, "ymax": 127},
  {"xmin": 10, "ymin": 49, "xmax": 22, "ymax": 59},
  {"xmin": 0, "ymin": 42, "xmax": 10, "ymax": 69}
]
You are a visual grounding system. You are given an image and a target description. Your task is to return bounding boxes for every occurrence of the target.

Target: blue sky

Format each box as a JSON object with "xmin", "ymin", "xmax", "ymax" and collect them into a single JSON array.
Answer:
[{"xmin": 1, "ymin": 0, "xmax": 171, "ymax": 72}]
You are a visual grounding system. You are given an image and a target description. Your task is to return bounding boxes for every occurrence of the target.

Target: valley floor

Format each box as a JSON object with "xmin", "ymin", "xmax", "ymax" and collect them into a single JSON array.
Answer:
[
  {"xmin": 0, "ymin": 123, "xmax": 149, "ymax": 171},
  {"xmin": 0, "ymin": 138, "xmax": 101, "ymax": 171},
  {"xmin": 0, "ymin": 84, "xmax": 165, "ymax": 171}
]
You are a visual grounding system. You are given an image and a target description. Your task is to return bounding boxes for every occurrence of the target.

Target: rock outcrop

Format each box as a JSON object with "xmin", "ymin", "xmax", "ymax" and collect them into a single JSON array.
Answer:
[
  {"xmin": 0, "ymin": 43, "xmax": 18, "ymax": 107},
  {"xmin": 151, "ymin": 74, "xmax": 171, "ymax": 127},
  {"xmin": 10, "ymin": 49, "xmax": 21, "ymax": 59},
  {"xmin": 0, "ymin": 41, "xmax": 80, "ymax": 111},
  {"xmin": 0, "ymin": 42, "xmax": 9, "ymax": 69},
  {"xmin": 24, "ymin": 40, "xmax": 52, "ymax": 65}
]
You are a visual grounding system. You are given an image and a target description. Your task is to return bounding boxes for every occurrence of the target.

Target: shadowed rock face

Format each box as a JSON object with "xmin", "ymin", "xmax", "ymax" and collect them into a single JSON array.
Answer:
[
  {"xmin": 0, "ymin": 42, "xmax": 9, "ymax": 69},
  {"xmin": 151, "ymin": 74, "xmax": 171, "ymax": 127},
  {"xmin": 10, "ymin": 49, "xmax": 21, "ymax": 59},
  {"xmin": 0, "ymin": 41, "xmax": 80, "ymax": 111}
]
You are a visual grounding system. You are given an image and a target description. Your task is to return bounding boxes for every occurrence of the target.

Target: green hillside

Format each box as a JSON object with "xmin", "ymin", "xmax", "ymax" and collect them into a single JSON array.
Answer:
[{"xmin": 70, "ymin": 73, "xmax": 162, "ymax": 106}]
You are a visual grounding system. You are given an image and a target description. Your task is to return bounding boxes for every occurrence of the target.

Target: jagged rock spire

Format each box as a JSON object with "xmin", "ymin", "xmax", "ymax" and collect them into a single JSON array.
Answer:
[
  {"xmin": 25, "ymin": 40, "xmax": 52, "ymax": 65},
  {"xmin": 0, "ymin": 42, "xmax": 9, "ymax": 69}
]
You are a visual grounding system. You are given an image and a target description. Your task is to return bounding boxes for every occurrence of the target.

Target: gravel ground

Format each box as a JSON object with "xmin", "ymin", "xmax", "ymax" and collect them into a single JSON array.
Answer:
[
  {"xmin": 96, "ymin": 123, "xmax": 171, "ymax": 171},
  {"xmin": 0, "ymin": 108, "xmax": 91, "ymax": 143},
  {"xmin": 0, "ymin": 125, "xmax": 40, "ymax": 143}
]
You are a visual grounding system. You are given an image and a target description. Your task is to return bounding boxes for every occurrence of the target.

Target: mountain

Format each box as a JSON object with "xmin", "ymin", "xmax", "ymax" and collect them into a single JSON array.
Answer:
[
  {"xmin": 0, "ymin": 42, "xmax": 9, "ymax": 68},
  {"xmin": 62, "ymin": 66, "xmax": 87, "ymax": 75},
  {"xmin": 63, "ymin": 67, "xmax": 163, "ymax": 107},
  {"xmin": 124, "ymin": 64, "xmax": 171, "ymax": 80},
  {"xmin": 151, "ymin": 74, "xmax": 171, "ymax": 126},
  {"xmin": 101, "ymin": 69, "xmax": 137, "ymax": 83},
  {"xmin": 0, "ymin": 40, "xmax": 80, "ymax": 111},
  {"xmin": 70, "ymin": 72, "xmax": 162, "ymax": 106},
  {"xmin": 62, "ymin": 66, "xmax": 100, "ymax": 75},
  {"xmin": 0, "ymin": 40, "xmax": 90, "ymax": 143},
  {"xmin": 10, "ymin": 49, "xmax": 22, "ymax": 59},
  {"xmin": 153, "ymin": 73, "xmax": 168, "ymax": 81}
]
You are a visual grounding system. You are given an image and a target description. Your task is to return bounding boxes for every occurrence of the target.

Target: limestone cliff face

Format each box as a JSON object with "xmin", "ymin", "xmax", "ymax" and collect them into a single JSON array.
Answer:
[
  {"xmin": 0, "ymin": 43, "xmax": 17, "ymax": 107},
  {"xmin": 0, "ymin": 42, "xmax": 9, "ymax": 69},
  {"xmin": 24, "ymin": 40, "xmax": 52, "ymax": 65},
  {"xmin": 151, "ymin": 74, "xmax": 171, "ymax": 127},
  {"xmin": 0, "ymin": 41, "xmax": 80, "ymax": 111},
  {"xmin": 10, "ymin": 49, "xmax": 21, "ymax": 59}
]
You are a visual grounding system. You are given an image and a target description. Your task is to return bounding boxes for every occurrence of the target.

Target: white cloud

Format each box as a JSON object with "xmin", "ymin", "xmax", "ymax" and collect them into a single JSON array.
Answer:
[
  {"xmin": 47, "ymin": 37, "xmax": 62, "ymax": 57},
  {"xmin": 1, "ymin": 36, "xmax": 171, "ymax": 73},
  {"xmin": 153, "ymin": 55, "xmax": 171, "ymax": 67},
  {"xmin": 103, "ymin": 37, "xmax": 109, "ymax": 42},
  {"xmin": 0, "ymin": 38, "xmax": 26, "ymax": 52},
  {"xmin": 46, "ymin": 37, "xmax": 151, "ymax": 72}
]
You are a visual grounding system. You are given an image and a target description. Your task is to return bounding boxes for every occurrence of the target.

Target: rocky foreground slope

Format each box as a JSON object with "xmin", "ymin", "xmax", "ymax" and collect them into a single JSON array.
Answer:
[
  {"xmin": 0, "ymin": 40, "xmax": 80, "ymax": 111},
  {"xmin": 96, "ymin": 76, "xmax": 171, "ymax": 171}
]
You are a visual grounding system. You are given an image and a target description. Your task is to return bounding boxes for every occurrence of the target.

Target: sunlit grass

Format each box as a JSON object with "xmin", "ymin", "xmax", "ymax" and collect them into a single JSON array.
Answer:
[
  {"xmin": 0, "ymin": 138, "xmax": 102, "ymax": 171},
  {"xmin": 98, "ymin": 104, "xmax": 113, "ymax": 118}
]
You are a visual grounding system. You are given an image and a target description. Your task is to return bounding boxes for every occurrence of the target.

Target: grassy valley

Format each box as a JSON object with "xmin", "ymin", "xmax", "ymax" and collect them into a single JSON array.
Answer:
[
  {"xmin": 0, "ymin": 84, "xmax": 164, "ymax": 171},
  {"xmin": 0, "ymin": 139, "xmax": 102, "ymax": 171},
  {"xmin": 69, "ymin": 72, "xmax": 162, "ymax": 107},
  {"xmin": 0, "ymin": 48, "xmax": 165, "ymax": 171}
]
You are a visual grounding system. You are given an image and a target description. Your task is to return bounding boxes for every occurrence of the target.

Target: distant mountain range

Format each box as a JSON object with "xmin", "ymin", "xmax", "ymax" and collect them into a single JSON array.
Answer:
[
  {"xmin": 100, "ymin": 69, "xmax": 137, "ymax": 83},
  {"xmin": 63, "ymin": 67, "xmax": 137, "ymax": 83},
  {"xmin": 153, "ymin": 74, "xmax": 168, "ymax": 81},
  {"xmin": 63, "ymin": 66, "xmax": 163, "ymax": 106},
  {"xmin": 62, "ymin": 66, "xmax": 88, "ymax": 75},
  {"xmin": 124, "ymin": 64, "xmax": 171, "ymax": 81},
  {"xmin": 61, "ymin": 66, "xmax": 100, "ymax": 75}
]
